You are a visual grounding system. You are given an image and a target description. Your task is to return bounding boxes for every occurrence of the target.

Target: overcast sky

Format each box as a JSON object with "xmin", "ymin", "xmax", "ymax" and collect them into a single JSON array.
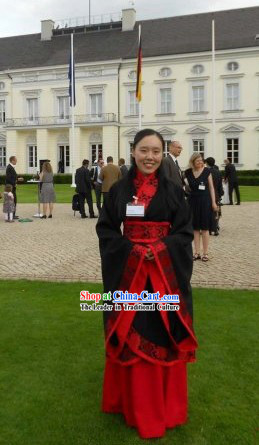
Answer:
[{"xmin": 1, "ymin": 0, "xmax": 259, "ymax": 37}]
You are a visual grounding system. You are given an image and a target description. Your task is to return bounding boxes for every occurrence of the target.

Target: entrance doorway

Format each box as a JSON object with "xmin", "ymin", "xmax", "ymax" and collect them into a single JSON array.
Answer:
[{"xmin": 58, "ymin": 145, "xmax": 70, "ymax": 173}]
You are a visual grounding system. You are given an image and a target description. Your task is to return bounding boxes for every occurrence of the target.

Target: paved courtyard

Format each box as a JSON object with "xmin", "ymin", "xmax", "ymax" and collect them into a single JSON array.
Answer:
[{"xmin": 0, "ymin": 202, "xmax": 258, "ymax": 289}]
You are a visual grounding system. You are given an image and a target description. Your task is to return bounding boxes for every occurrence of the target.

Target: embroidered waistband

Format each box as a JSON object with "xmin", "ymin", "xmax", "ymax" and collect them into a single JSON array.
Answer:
[{"xmin": 123, "ymin": 221, "xmax": 170, "ymax": 243}]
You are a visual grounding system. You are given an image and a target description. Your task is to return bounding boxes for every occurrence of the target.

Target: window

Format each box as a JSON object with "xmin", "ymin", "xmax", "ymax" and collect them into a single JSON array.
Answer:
[
  {"xmin": 193, "ymin": 139, "xmax": 205, "ymax": 156},
  {"xmin": 0, "ymin": 100, "xmax": 5, "ymax": 123},
  {"xmin": 91, "ymin": 144, "xmax": 103, "ymax": 164},
  {"xmin": 227, "ymin": 61, "xmax": 239, "ymax": 72},
  {"xmin": 0, "ymin": 82, "xmax": 5, "ymax": 90},
  {"xmin": 192, "ymin": 86, "xmax": 204, "ymax": 112},
  {"xmin": 27, "ymin": 98, "xmax": 38, "ymax": 121},
  {"xmin": 160, "ymin": 88, "xmax": 172, "ymax": 114},
  {"xmin": 128, "ymin": 91, "xmax": 139, "ymax": 115},
  {"xmin": 0, "ymin": 145, "xmax": 6, "ymax": 167},
  {"xmin": 163, "ymin": 140, "xmax": 171, "ymax": 157},
  {"xmin": 58, "ymin": 96, "xmax": 69, "ymax": 119},
  {"xmin": 159, "ymin": 67, "xmax": 171, "ymax": 78},
  {"xmin": 58, "ymin": 145, "xmax": 70, "ymax": 172},
  {"xmin": 65, "ymin": 146, "xmax": 70, "ymax": 167},
  {"xmin": 192, "ymin": 64, "xmax": 204, "ymax": 75},
  {"xmin": 28, "ymin": 145, "xmax": 37, "ymax": 168},
  {"xmin": 90, "ymin": 93, "xmax": 102, "ymax": 117},
  {"xmin": 226, "ymin": 83, "xmax": 239, "ymax": 110},
  {"xmin": 227, "ymin": 138, "xmax": 239, "ymax": 164}
]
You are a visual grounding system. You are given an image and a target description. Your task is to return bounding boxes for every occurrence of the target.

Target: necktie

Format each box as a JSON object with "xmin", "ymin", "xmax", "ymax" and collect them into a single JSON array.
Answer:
[{"xmin": 175, "ymin": 159, "xmax": 184, "ymax": 184}]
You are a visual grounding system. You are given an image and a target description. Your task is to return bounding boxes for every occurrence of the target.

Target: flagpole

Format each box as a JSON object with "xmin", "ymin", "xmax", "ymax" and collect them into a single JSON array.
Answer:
[
  {"xmin": 71, "ymin": 33, "xmax": 76, "ymax": 187},
  {"xmin": 138, "ymin": 24, "xmax": 142, "ymax": 130},
  {"xmin": 212, "ymin": 19, "xmax": 216, "ymax": 159}
]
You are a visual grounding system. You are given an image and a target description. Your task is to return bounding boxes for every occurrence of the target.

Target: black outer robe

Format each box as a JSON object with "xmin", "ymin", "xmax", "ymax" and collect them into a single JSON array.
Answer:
[{"xmin": 96, "ymin": 166, "xmax": 196, "ymax": 354}]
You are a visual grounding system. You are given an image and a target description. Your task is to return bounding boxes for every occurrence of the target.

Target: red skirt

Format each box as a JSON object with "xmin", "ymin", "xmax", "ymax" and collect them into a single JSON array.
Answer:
[{"xmin": 102, "ymin": 357, "xmax": 188, "ymax": 439}]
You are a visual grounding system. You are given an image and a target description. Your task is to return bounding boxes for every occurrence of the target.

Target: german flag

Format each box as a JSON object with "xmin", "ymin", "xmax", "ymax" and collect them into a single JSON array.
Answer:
[{"xmin": 136, "ymin": 26, "xmax": 142, "ymax": 102}]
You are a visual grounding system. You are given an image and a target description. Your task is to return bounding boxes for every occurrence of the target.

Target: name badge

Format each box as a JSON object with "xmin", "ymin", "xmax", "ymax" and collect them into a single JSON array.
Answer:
[
  {"xmin": 199, "ymin": 184, "xmax": 206, "ymax": 190},
  {"xmin": 126, "ymin": 203, "xmax": 145, "ymax": 217}
]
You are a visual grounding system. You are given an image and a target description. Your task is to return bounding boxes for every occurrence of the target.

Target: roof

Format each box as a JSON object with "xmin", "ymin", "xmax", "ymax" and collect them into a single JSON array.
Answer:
[{"xmin": 1, "ymin": 6, "xmax": 259, "ymax": 71}]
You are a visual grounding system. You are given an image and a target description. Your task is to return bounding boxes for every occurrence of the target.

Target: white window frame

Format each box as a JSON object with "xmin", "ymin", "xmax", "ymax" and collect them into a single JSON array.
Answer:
[
  {"xmin": 127, "ymin": 90, "xmax": 139, "ymax": 116},
  {"xmin": 57, "ymin": 95, "xmax": 70, "ymax": 121},
  {"xmin": 227, "ymin": 61, "xmax": 239, "ymax": 72},
  {"xmin": 226, "ymin": 137, "xmax": 239, "ymax": 164},
  {"xmin": 58, "ymin": 144, "xmax": 70, "ymax": 173},
  {"xmin": 22, "ymin": 90, "xmax": 41, "ymax": 124},
  {"xmin": 26, "ymin": 98, "xmax": 38, "ymax": 123},
  {"xmin": 192, "ymin": 85, "xmax": 205, "ymax": 112},
  {"xmin": 160, "ymin": 88, "xmax": 172, "ymax": 114},
  {"xmin": 90, "ymin": 143, "xmax": 103, "ymax": 164},
  {"xmin": 27, "ymin": 145, "xmax": 37, "ymax": 173},
  {"xmin": 188, "ymin": 132, "xmax": 208, "ymax": 158},
  {"xmin": 0, "ymin": 100, "xmax": 6, "ymax": 123},
  {"xmin": 189, "ymin": 81, "xmax": 206, "ymax": 113},
  {"xmin": 85, "ymin": 85, "xmax": 105, "ymax": 121},
  {"xmin": 156, "ymin": 82, "xmax": 174, "ymax": 115},
  {"xmin": 192, "ymin": 139, "xmax": 205, "ymax": 157},
  {"xmin": 225, "ymin": 81, "xmax": 240, "ymax": 111},
  {"xmin": 0, "ymin": 145, "xmax": 6, "ymax": 167},
  {"xmin": 192, "ymin": 64, "xmax": 204, "ymax": 75},
  {"xmin": 163, "ymin": 140, "xmax": 171, "ymax": 157},
  {"xmin": 89, "ymin": 93, "xmax": 103, "ymax": 119}
]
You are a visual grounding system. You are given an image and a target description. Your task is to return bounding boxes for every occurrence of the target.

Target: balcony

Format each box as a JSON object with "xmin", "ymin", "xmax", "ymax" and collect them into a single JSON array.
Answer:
[{"xmin": 4, "ymin": 113, "xmax": 117, "ymax": 128}]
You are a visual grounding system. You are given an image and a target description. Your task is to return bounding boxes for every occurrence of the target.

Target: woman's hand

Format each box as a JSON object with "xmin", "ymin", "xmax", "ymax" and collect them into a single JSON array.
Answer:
[
  {"xmin": 212, "ymin": 203, "xmax": 218, "ymax": 212},
  {"xmin": 145, "ymin": 247, "xmax": 154, "ymax": 261}
]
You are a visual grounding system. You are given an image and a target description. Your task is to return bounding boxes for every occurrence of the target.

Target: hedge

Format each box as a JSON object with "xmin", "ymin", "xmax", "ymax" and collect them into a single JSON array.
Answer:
[
  {"xmin": 238, "ymin": 176, "xmax": 259, "ymax": 185},
  {"xmin": 0, "ymin": 174, "xmax": 73, "ymax": 185}
]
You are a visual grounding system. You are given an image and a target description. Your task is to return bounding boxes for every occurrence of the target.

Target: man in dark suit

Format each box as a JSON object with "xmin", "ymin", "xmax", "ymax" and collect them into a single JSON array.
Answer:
[
  {"xmin": 162, "ymin": 141, "xmax": 184, "ymax": 188},
  {"xmin": 118, "ymin": 158, "xmax": 128, "ymax": 178},
  {"xmin": 5, "ymin": 156, "xmax": 20, "ymax": 219},
  {"xmin": 205, "ymin": 157, "xmax": 224, "ymax": 235},
  {"xmin": 224, "ymin": 159, "xmax": 240, "ymax": 205},
  {"xmin": 90, "ymin": 158, "xmax": 104, "ymax": 215},
  {"xmin": 75, "ymin": 159, "xmax": 96, "ymax": 218}
]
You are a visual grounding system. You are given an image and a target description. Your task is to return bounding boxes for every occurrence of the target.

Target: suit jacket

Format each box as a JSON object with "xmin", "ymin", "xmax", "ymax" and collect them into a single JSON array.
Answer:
[
  {"xmin": 99, "ymin": 163, "xmax": 122, "ymax": 193},
  {"xmin": 75, "ymin": 166, "xmax": 92, "ymax": 194},
  {"xmin": 6, "ymin": 164, "xmax": 17, "ymax": 189},
  {"xmin": 208, "ymin": 166, "xmax": 224, "ymax": 202},
  {"xmin": 162, "ymin": 155, "xmax": 183, "ymax": 188},
  {"xmin": 224, "ymin": 163, "xmax": 238, "ymax": 184},
  {"xmin": 120, "ymin": 164, "xmax": 128, "ymax": 178}
]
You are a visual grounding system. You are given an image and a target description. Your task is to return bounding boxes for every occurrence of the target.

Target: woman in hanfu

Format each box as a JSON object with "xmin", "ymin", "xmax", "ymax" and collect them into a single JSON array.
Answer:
[{"xmin": 96, "ymin": 129, "xmax": 198, "ymax": 439}]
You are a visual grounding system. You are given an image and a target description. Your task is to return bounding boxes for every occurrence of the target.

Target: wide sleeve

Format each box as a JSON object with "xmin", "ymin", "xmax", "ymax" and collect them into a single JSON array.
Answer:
[
  {"xmin": 157, "ymin": 186, "xmax": 194, "ymax": 316},
  {"xmin": 96, "ymin": 186, "xmax": 134, "ymax": 293}
]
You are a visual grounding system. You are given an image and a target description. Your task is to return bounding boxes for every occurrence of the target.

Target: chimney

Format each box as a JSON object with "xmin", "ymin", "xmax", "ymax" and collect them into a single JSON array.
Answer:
[
  {"xmin": 41, "ymin": 19, "xmax": 54, "ymax": 41},
  {"xmin": 122, "ymin": 8, "xmax": 136, "ymax": 32}
]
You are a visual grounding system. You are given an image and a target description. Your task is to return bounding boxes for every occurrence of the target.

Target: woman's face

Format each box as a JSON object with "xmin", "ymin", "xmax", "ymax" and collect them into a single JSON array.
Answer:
[
  {"xmin": 132, "ymin": 135, "xmax": 163, "ymax": 175},
  {"xmin": 193, "ymin": 157, "xmax": 204, "ymax": 169}
]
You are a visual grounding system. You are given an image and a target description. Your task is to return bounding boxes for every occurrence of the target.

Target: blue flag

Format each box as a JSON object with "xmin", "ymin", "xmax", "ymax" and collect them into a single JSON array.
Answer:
[{"xmin": 68, "ymin": 42, "xmax": 76, "ymax": 107}]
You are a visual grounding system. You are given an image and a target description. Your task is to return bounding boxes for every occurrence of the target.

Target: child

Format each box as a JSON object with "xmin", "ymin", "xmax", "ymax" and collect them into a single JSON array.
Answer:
[{"xmin": 3, "ymin": 184, "xmax": 15, "ymax": 222}]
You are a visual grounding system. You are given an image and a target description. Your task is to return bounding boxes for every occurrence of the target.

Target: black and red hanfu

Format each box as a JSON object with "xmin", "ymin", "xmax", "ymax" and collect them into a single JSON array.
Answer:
[{"xmin": 96, "ymin": 166, "xmax": 198, "ymax": 439}]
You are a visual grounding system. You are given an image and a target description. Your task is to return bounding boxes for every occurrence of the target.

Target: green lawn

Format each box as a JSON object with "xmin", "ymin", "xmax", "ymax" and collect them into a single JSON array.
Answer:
[
  {"xmin": 0, "ymin": 281, "xmax": 258, "ymax": 445},
  {"xmin": 239, "ymin": 186, "xmax": 259, "ymax": 202},
  {"xmin": 0, "ymin": 184, "xmax": 258, "ymax": 203}
]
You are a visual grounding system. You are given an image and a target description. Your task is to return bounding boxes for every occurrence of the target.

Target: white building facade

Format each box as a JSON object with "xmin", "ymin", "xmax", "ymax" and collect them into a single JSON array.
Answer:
[{"xmin": 0, "ymin": 7, "xmax": 259, "ymax": 173}]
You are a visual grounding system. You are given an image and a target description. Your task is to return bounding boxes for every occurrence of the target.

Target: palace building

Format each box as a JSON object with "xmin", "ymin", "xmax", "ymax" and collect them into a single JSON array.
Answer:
[{"xmin": 0, "ymin": 6, "xmax": 259, "ymax": 173}]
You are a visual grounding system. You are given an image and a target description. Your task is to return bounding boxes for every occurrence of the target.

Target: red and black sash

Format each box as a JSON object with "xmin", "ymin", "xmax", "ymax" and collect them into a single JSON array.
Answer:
[{"xmin": 105, "ymin": 169, "xmax": 198, "ymax": 365}]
